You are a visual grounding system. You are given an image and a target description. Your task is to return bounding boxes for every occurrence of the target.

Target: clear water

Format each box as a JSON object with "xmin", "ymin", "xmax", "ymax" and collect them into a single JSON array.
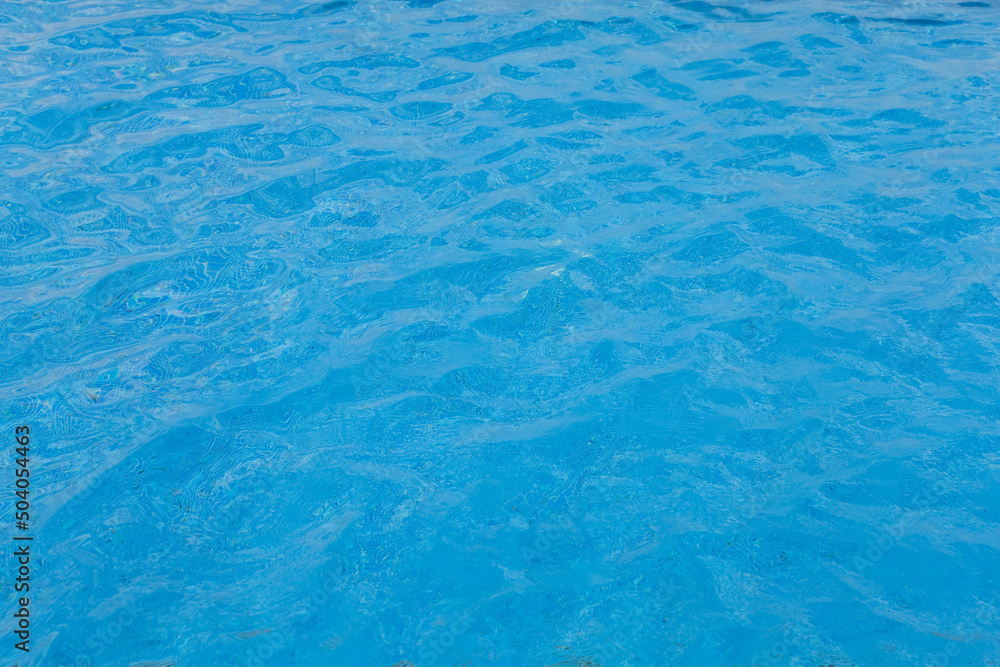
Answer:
[{"xmin": 1, "ymin": 0, "xmax": 999, "ymax": 665}]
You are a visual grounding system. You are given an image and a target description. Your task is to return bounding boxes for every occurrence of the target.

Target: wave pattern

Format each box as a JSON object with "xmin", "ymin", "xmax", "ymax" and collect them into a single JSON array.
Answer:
[{"xmin": 1, "ymin": 0, "xmax": 999, "ymax": 665}]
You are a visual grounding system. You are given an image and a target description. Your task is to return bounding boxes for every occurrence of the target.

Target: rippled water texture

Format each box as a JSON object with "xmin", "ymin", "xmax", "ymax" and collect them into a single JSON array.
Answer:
[{"xmin": 1, "ymin": 0, "xmax": 999, "ymax": 665}]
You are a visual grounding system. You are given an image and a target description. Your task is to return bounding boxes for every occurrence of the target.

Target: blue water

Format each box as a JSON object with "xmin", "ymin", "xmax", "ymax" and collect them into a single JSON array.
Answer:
[{"xmin": 1, "ymin": 0, "xmax": 999, "ymax": 665}]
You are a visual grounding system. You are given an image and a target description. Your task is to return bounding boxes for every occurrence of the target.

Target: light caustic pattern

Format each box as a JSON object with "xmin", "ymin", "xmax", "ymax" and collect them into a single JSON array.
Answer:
[{"xmin": 0, "ymin": 0, "xmax": 999, "ymax": 665}]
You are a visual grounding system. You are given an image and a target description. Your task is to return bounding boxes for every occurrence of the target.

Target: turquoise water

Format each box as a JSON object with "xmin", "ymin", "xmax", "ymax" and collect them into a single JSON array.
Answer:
[{"xmin": 2, "ymin": 0, "xmax": 1000, "ymax": 665}]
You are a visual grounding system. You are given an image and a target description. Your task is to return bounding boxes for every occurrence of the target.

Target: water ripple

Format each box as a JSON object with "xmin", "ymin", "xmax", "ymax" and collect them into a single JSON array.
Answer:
[{"xmin": 2, "ymin": 0, "xmax": 999, "ymax": 665}]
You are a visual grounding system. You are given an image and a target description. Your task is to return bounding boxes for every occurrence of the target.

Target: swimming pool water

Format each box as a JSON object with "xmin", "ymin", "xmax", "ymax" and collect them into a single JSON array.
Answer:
[{"xmin": 1, "ymin": 0, "xmax": 999, "ymax": 665}]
